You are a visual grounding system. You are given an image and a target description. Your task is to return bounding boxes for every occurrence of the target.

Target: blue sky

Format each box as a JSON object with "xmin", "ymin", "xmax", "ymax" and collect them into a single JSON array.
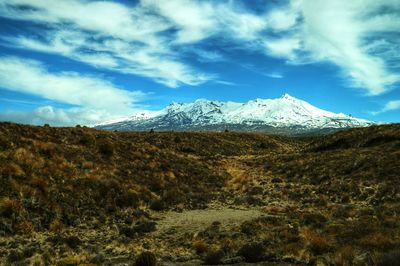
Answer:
[{"xmin": 0, "ymin": 0, "xmax": 399, "ymax": 126}]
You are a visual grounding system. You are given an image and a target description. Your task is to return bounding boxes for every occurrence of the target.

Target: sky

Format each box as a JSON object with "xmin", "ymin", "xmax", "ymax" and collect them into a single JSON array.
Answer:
[{"xmin": 0, "ymin": 0, "xmax": 399, "ymax": 126}]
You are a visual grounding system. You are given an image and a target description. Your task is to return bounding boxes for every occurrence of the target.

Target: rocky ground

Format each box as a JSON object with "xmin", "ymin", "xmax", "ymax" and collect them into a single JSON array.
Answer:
[{"xmin": 0, "ymin": 122, "xmax": 399, "ymax": 265}]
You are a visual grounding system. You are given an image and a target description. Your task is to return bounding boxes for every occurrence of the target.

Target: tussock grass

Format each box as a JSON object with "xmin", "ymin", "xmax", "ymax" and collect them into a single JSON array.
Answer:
[{"xmin": 0, "ymin": 122, "xmax": 399, "ymax": 265}]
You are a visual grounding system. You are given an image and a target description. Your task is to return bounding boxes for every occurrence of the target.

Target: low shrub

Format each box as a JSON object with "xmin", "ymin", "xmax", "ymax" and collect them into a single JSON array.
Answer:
[
  {"xmin": 149, "ymin": 199, "xmax": 165, "ymax": 211},
  {"xmin": 180, "ymin": 146, "xmax": 195, "ymax": 153},
  {"xmin": 333, "ymin": 246, "xmax": 355, "ymax": 266},
  {"xmin": 97, "ymin": 139, "xmax": 114, "ymax": 156},
  {"xmin": 0, "ymin": 197, "xmax": 22, "ymax": 218},
  {"xmin": 134, "ymin": 251, "xmax": 157, "ymax": 266},
  {"xmin": 237, "ymin": 242, "xmax": 265, "ymax": 263},
  {"xmin": 359, "ymin": 233, "xmax": 394, "ymax": 250},
  {"xmin": 193, "ymin": 240, "xmax": 208, "ymax": 255},
  {"xmin": 79, "ymin": 133, "xmax": 96, "ymax": 146},
  {"xmin": 49, "ymin": 219, "xmax": 64, "ymax": 233},
  {"xmin": 204, "ymin": 249, "xmax": 224, "ymax": 265},
  {"xmin": 378, "ymin": 250, "xmax": 400, "ymax": 266},
  {"xmin": 302, "ymin": 229, "xmax": 333, "ymax": 254},
  {"xmin": 302, "ymin": 212, "xmax": 327, "ymax": 228},
  {"xmin": 133, "ymin": 220, "xmax": 156, "ymax": 234}
]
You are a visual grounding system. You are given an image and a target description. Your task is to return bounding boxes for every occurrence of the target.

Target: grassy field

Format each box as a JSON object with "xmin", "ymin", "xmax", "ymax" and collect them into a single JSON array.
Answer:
[{"xmin": 0, "ymin": 122, "xmax": 399, "ymax": 265}]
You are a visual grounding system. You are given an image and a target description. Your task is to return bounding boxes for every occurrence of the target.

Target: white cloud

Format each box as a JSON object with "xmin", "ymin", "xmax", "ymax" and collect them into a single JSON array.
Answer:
[
  {"xmin": 232, "ymin": 0, "xmax": 400, "ymax": 95},
  {"xmin": 0, "ymin": 56, "xmax": 147, "ymax": 125},
  {"xmin": 0, "ymin": 0, "xmax": 274, "ymax": 88},
  {"xmin": 217, "ymin": 5, "xmax": 267, "ymax": 41},
  {"xmin": 264, "ymin": 38, "xmax": 301, "ymax": 59},
  {"xmin": 265, "ymin": 72, "xmax": 283, "ymax": 79},
  {"xmin": 142, "ymin": 0, "xmax": 267, "ymax": 43},
  {"xmin": 3, "ymin": 31, "xmax": 213, "ymax": 88},
  {"xmin": 142, "ymin": 0, "xmax": 216, "ymax": 43},
  {"xmin": 289, "ymin": 0, "xmax": 400, "ymax": 95},
  {"xmin": 383, "ymin": 100, "xmax": 400, "ymax": 112},
  {"xmin": 192, "ymin": 49, "xmax": 226, "ymax": 63},
  {"xmin": 266, "ymin": 7, "xmax": 299, "ymax": 31},
  {"xmin": 0, "ymin": 0, "xmax": 167, "ymax": 42},
  {"xmin": 0, "ymin": 0, "xmax": 399, "ymax": 96},
  {"xmin": 214, "ymin": 80, "xmax": 238, "ymax": 86},
  {"xmin": 0, "ymin": 0, "xmax": 214, "ymax": 87},
  {"xmin": 372, "ymin": 100, "xmax": 400, "ymax": 115},
  {"xmin": 0, "ymin": 106, "xmax": 128, "ymax": 126}
]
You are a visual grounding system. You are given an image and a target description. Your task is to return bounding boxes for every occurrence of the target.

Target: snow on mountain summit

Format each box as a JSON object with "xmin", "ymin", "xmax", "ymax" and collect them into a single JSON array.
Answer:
[{"xmin": 96, "ymin": 94, "xmax": 373, "ymax": 133}]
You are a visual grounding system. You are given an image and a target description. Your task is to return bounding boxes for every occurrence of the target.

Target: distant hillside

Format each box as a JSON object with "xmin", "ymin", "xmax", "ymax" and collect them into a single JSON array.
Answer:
[{"xmin": 0, "ymin": 122, "xmax": 399, "ymax": 265}]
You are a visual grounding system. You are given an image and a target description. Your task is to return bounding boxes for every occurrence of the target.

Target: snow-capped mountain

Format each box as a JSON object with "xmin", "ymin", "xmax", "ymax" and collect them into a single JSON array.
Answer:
[{"xmin": 96, "ymin": 94, "xmax": 374, "ymax": 134}]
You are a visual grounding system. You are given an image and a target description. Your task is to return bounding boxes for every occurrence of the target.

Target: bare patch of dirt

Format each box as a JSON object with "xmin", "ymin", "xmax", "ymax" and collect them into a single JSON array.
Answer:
[{"xmin": 153, "ymin": 207, "xmax": 262, "ymax": 236}]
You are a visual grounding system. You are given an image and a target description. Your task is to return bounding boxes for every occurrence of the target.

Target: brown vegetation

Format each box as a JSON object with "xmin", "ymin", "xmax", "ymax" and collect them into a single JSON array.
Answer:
[{"xmin": 0, "ymin": 122, "xmax": 399, "ymax": 265}]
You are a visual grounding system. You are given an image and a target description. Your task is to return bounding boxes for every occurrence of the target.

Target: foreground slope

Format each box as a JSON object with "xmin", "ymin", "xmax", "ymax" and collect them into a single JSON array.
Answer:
[{"xmin": 0, "ymin": 122, "xmax": 399, "ymax": 265}]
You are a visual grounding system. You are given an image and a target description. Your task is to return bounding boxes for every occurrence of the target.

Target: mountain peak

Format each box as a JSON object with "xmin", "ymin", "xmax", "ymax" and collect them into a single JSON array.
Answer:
[
  {"xmin": 194, "ymin": 98, "xmax": 211, "ymax": 103},
  {"xmin": 280, "ymin": 93, "xmax": 296, "ymax": 100},
  {"xmin": 97, "ymin": 95, "xmax": 374, "ymax": 133},
  {"xmin": 168, "ymin": 101, "xmax": 182, "ymax": 107}
]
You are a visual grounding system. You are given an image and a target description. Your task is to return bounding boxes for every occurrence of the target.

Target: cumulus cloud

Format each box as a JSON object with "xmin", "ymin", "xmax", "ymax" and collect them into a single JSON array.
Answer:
[
  {"xmin": 0, "ymin": 106, "xmax": 129, "ymax": 126},
  {"xmin": 0, "ymin": 56, "xmax": 147, "ymax": 125}
]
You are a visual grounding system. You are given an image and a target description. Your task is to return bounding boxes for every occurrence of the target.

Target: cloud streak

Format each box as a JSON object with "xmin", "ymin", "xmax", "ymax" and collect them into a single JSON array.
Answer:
[
  {"xmin": 2, "ymin": 0, "xmax": 398, "ymax": 94},
  {"xmin": 0, "ymin": 0, "xmax": 215, "ymax": 87},
  {"xmin": 371, "ymin": 100, "xmax": 400, "ymax": 115},
  {"xmin": 280, "ymin": 0, "xmax": 400, "ymax": 95}
]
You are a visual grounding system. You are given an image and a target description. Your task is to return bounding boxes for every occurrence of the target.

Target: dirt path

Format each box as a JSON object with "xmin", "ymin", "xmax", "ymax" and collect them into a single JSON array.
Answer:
[{"xmin": 153, "ymin": 207, "xmax": 262, "ymax": 236}]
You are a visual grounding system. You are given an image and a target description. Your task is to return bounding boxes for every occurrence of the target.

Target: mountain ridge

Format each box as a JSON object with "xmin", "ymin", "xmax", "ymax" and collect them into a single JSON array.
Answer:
[{"xmin": 96, "ymin": 94, "xmax": 374, "ymax": 134}]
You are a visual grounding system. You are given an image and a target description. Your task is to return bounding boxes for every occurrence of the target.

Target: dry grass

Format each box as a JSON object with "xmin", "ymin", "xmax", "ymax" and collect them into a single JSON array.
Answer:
[
  {"xmin": 49, "ymin": 219, "xmax": 64, "ymax": 233},
  {"xmin": 359, "ymin": 233, "xmax": 395, "ymax": 250},
  {"xmin": 333, "ymin": 246, "xmax": 356, "ymax": 266},
  {"xmin": 0, "ymin": 197, "xmax": 22, "ymax": 217},
  {"xmin": 302, "ymin": 228, "xmax": 334, "ymax": 254},
  {"xmin": 193, "ymin": 240, "xmax": 208, "ymax": 255},
  {"xmin": 0, "ymin": 122, "xmax": 399, "ymax": 265}
]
